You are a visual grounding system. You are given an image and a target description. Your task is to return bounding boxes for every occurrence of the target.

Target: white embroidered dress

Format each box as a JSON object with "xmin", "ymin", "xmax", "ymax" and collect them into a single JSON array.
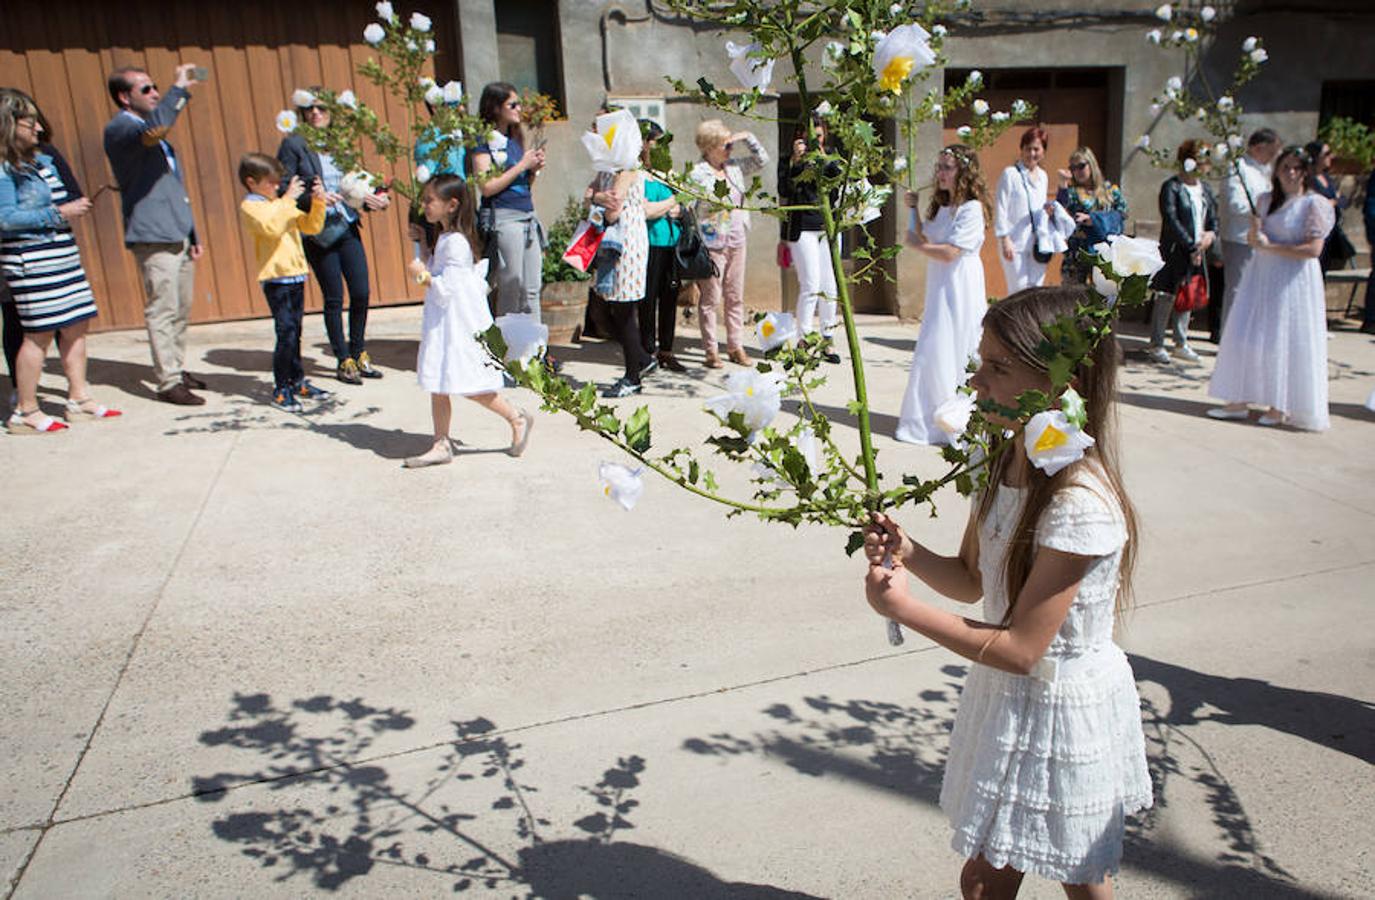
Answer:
[
  {"xmin": 1208, "ymin": 192, "xmax": 1334, "ymax": 431},
  {"xmin": 940, "ymin": 471, "xmax": 1153, "ymax": 884},
  {"xmin": 895, "ymin": 201, "xmax": 987, "ymax": 445},
  {"xmin": 416, "ymin": 232, "xmax": 504, "ymax": 396}
]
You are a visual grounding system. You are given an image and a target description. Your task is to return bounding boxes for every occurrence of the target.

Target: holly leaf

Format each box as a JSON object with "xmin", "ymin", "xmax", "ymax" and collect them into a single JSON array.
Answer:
[
  {"xmin": 623, "ymin": 405, "xmax": 652, "ymax": 453},
  {"xmin": 844, "ymin": 530, "xmax": 865, "ymax": 557}
]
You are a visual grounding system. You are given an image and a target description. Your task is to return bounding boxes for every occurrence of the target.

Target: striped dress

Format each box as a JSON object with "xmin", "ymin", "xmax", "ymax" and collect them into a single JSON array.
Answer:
[{"xmin": 0, "ymin": 159, "xmax": 98, "ymax": 332}]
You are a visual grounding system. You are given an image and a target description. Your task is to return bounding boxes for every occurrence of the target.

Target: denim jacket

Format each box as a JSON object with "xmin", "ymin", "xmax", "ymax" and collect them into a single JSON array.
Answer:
[{"xmin": 0, "ymin": 151, "xmax": 64, "ymax": 240}]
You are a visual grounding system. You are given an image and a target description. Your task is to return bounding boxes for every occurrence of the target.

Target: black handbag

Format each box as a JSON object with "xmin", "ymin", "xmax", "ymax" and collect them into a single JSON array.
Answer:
[
  {"xmin": 674, "ymin": 209, "xmax": 718, "ymax": 280},
  {"xmin": 1019, "ymin": 164, "xmax": 1054, "ymax": 264},
  {"xmin": 307, "ymin": 212, "xmax": 352, "ymax": 250}
]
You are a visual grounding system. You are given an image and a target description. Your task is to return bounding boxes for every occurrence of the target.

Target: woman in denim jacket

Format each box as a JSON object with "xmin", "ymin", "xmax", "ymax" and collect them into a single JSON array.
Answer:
[{"xmin": 0, "ymin": 89, "xmax": 119, "ymax": 433}]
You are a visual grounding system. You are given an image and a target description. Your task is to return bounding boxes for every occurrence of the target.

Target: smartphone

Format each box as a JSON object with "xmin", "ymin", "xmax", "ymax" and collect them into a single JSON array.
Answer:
[{"xmin": 191, "ymin": 66, "xmax": 210, "ymax": 82}]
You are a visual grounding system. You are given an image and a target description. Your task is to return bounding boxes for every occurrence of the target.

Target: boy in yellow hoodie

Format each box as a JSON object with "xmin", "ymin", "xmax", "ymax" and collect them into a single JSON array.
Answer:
[{"xmin": 238, "ymin": 152, "xmax": 328, "ymax": 411}]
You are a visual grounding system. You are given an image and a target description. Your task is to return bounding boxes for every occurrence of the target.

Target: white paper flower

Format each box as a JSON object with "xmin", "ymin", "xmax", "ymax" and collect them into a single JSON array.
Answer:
[
  {"xmin": 579, "ymin": 107, "xmax": 642, "ymax": 174},
  {"xmin": 425, "ymin": 39, "xmax": 436, "ymax": 53},
  {"xmin": 1091, "ymin": 264, "xmax": 1119, "ymax": 301},
  {"xmin": 894, "ymin": 155, "xmax": 908, "ymax": 173},
  {"xmin": 1242, "ymin": 36, "xmax": 1258, "ymax": 52},
  {"xmin": 495, "ymin": 312, "xmax": 548, "ymax": 363},
  {"xmin": 442, "ymin": 80, "xmax": 463, "ymax": 104},
  {"xmin": 1136, "ymin": 134, "xmax": 1151, "ymax": 149},
  {"xmin": 968, "ymin": 70, "xmax": 983, "ymax": 85},
  {"xmin": 375, "ymin": 0, "xmax": 394, "ymax": 21},
  {"xmin": 419, "ymin": 76, "xmax": 436, "ymax": 90},
  {"xmin": 1214, "ymin": 142, "xmax": 1229, "ymax": 158},
  {"xmin": 1146, "ymin": 29, "xmax": 1162, "ymax": 44},
  {"xmin": 703, "ymin": 369, "xmax": 785, "ymax": 435},
  {"xmin": 486, "ymin": 130, "xmax": 509, "ymax": 152},
  {"xmin": 1058, "ymin": 387, "xmax": 1087, "ymax": 429},
  {"xmin": 1201, "ymin": 5, "xmax": 1216, "ymax": 21},
  {"xmin": 340, "ymin": 171, "xmax": 375, "ymax": 208},
  {"xmin": 415, "ymin": 163, "xmax": 432, "ymax": 184},
  {"xmin": 1165, "ymin": 75, "xmax": 1183, "ymax": 93},
  {"xmin": 363, "ymin": 23, "xmax": 386, "ymax": 45},
  {"xmin": 1365, "ymin": 387, "xmax": 1375, "ymax": 413},
  {"xmin": 815, "ymin": 100, "xmax": 833, "ymax": 117},
  {"xmin": 337, "ymin": 90, "xmax": 358, "ymax": 109},
  {"xmin": 405, "ymin": 38, "xmax": 417, "ymax": 51},
  {"xmin": 1150, "ymin": 103, "xmax": 1162, "ymax": 115},
  {"xmin": 1184, "ymin": 27, "xmax": 1199, "ymax": 42},
  {"xmin": 931, "ymin": 103, "xmax": 942, "ymax": 116},
  {"xmin": 1183, "ymin": 157, "xmax": 1198, "ymax": 172},
  {"xmin": 1155, "ymin": 3, "xmax": 1172, "ymax": 21},
  {"xmin": 933, "ymin": 393, "xmax": 976, "ymax": 438},
  {"xmin": 795, "ymin": 426, "xmax": 821, "ymax": 478},
  {"xmin": 1217, "ymin": 96, "xmax": 1234, "ymax": 111},
  {"xmin": 599, "ymin": 462, "xmax": 644, "ymax": 511},
  {"xmin": 1228, "ymin": 133, "xmax": 1245, "ymax": 149},
  {"xmin": 889, "ymin": 2, "xmax": 903, "ymax": 15},
  {"xmin": 291, "ymin": 89, "xmax": 316, "ymax": 108},
  {"xmin": 726, "ymin": 41, "xmax": 776, "ymax": 91},
  {"xmin": 275, "ymin": 109, "xmax": 298, "ymax": 133},
  {"xmin": 957, "ymin": 125, "xmax": 972, "ymax": 138},
  {"xmin": 757, "ymin": 311, "xmax": 800, "ymax": 351},
  {"xmin": 972, "ymin": 99, "xmax": 989, "ymax": 116},
  {"xmin": 1170, "ymin": 30, "xmax": 1184, "ymax": 43},
  {"xmin": 991, "ymin": 111, "xmax": 1009, "ymax": 123},
  {"xmin": 1096, "ymin": 233, "xmax": 1166, "ymax": 278},
  {"xmin": 1250, "ymin": 47, "xmax": 1268, "ymax": 64},
  {"xmin": 824, "ymin": 41, "xmax": 846, "ymax": 62},
  {"xmin": 410, "ymin": 11, "xmax": 432, "ymax": 32},
  {"xmin": 873, "ymin": 24, "xmax": 935, "ymax": 93},
  {"xmin": 424, "ymin": 84, "xmax": 444, "ymax": 106},
  {"xmin": 932, "ymin": 24, "xmax": 947, "ymax": 37},
  {"xmin": 1024, "ymin": 410, "xmax": 1095, "ymax": 476},
  {"xmin": 1011, "ymin": 98, "xmax": 1029, "ymax": 115}
]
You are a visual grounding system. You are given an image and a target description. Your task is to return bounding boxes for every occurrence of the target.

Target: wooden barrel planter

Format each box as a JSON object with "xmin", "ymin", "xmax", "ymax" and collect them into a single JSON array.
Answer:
[{"xmin": 541, "ymin": 279, "xmax": 589, "ymax": 345}]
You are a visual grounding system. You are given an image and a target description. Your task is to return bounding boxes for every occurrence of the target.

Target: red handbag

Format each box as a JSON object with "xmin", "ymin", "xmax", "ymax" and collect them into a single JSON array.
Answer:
[
  {"xmin": 776, "ymin": 241, "xmax": 792, "ymax": 269},
  {"xmin": 1173, "ymin": 271, "xmax": 1208, "ymax": 313},
  {"xmin": 562, "ymin": 221, "xmax": 603, "ymax": 273}
]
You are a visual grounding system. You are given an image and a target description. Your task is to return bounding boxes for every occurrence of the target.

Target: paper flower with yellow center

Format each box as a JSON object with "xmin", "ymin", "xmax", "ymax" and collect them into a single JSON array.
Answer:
[
  {"xmin": 757, "ymin": 311, "xmax": 800, "ymax": 352},
  {"xmin": 726, "ymin": 41, "xmax": 776, "ymax": 91},
  {"xmin": 704, "ymin": 369, "xmax": 785, "ymax": 436},
  {"xmin": 599, "ymin": 462, "xmax": 644, "ymax": 510},
  {"xmin": 873, "ymin": 24, "xmax": 935, "ymax": 94},
  {"xmin": 495, "ymin": 313, "xmax": 548, "ymax": 364},
  {"xmin": 1024, "ymin": 410, "xmax": 1095, "ymax": 476},
  {"xmin": 274, "ymin": 110, "xmax": 298, "ymax": 134},
  {"xmin": 580, "ymin": 108, "xmax": 641, "ymax": 174}
]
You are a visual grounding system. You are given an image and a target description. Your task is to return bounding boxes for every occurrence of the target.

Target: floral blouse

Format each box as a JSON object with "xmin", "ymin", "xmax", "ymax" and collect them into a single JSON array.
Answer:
[{"xmin": 1055, "ymin": 182, "xmax": 1127, "ymax": 246}]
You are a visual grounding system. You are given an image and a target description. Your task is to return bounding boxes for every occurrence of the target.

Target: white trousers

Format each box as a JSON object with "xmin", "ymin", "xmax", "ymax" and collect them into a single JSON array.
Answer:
[
  {"xmin": 789, "ymin": 231, "xmax": 838, "ymax": 337},
  {"xmin": 999, "ymin": 247, "xmax": 1047, "ymax": 294}
]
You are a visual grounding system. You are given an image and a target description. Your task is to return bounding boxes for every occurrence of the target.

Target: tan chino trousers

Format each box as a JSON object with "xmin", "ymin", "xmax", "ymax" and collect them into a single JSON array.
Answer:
[{"xmin": 131, "ymin": 241, "xmax": 195, "ymax": 392}]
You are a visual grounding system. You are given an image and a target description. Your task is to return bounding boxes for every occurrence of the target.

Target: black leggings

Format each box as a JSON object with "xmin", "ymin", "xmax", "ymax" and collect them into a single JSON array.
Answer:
[
  {"xmin": 2, "ymin": 299, "xmax": 20, "ymax": 389},
  {"xmin": 605, "ymin": 301, "xmax": 650, "ymax": 383},
  {"xmin": 639, "ymin": 245, "xmax": 679, "ymax": 356},
  {"xmin": 305, "ymin": 225, "xmax": 371, "ymax": 361}
]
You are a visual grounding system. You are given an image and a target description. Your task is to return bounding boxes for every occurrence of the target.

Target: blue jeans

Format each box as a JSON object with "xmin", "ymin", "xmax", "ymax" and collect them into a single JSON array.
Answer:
[
  {"xmin": 305, "ymin": 224, "xmax": 371, "ymax": 361},
  {"xmin": 263, "ymin": 280, "xmax": 305, "ymax": 391}
]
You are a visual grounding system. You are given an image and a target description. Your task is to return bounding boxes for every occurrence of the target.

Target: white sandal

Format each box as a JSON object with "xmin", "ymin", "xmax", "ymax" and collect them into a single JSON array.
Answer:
[
  {"xmin": 65, "ymin": 398, "xmax": 123, "ymax": 421},
  {"xmin": 7, "ymin": 409, "xmax": 69, "ymax": 435}
]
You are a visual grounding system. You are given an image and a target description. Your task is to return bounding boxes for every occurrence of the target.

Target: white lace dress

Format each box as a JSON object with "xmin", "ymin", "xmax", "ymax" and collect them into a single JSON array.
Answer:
[
  {"xmin": 939, "ymin": 473, "xmax": 1153, "ymax": 885},
  {"xmin": 1208, "ymin": 192, "xmax": 1334, "ymax": 431},
  {"xmin": 416, "ymin": 233, "xmax": 504, "ymax": 396},
  {"xmin": 895, "ymin": 201, "xmax": 987, "ymax": 445}
]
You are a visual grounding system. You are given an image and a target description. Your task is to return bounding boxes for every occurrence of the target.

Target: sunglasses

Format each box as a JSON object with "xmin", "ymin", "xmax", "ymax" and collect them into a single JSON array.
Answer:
[
  {"xmin": 302, "ymin": 105, "xmax": 328, "ymax": 113},
  {"xmin": 505, "ymin": 100, "xmax": 522, "ymax": 109},
  {"xmin": 1069, "ymin": 161, "xmax": 1089, "ymax": 171},
  {"xmin": 138, "ymin": 83, "xmax": 157, "ymax": 95}
]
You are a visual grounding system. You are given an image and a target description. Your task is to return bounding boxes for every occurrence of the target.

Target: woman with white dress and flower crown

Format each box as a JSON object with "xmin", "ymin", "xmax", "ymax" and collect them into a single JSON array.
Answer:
[
  {"xmin": 1207, "ymin": 145, "xmax": 1334, "ymax": 431},
  {"xmin": 866, "ymin": 286, "xmax": 1151, "ymax": 899},
  {"xmin": 895, "ymin": 144, "xmax": 989, "ymax": 445}
]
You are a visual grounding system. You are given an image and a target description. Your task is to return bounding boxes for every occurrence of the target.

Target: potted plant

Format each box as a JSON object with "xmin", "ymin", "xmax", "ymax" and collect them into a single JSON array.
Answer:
[{"xmin": 540, "ymin": 197, "xmax": 591, "ymax": 344}]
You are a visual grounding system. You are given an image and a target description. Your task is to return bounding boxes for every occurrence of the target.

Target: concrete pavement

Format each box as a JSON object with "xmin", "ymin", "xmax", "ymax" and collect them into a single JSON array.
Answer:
[{"xmin": 2, "ymin": 304, "xmax": 1373, "ymax": 898}]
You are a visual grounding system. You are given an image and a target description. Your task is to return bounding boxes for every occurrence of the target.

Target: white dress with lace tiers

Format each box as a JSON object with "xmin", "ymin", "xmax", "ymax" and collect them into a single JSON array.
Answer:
[{"xmin": 939, "ymin": 472, "xmax": 1153, "ymax": 884}]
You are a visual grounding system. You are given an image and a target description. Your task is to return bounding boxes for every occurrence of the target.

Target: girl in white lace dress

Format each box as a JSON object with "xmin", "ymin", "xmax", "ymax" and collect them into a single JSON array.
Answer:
[
  {"xmin": 1207, "ymin": 146, "xmax": 1335, "ymax": 430},
  {"xmin": 896, "ymin": 145, "xmax": 989, "ymax": 445},
  {"xmin": 403, "ymin": 175, "xmax": 531, "ymax": 468},
  {"xmin": 865, "ymin": 286, "xmax": 1151, "ymax": 898}
]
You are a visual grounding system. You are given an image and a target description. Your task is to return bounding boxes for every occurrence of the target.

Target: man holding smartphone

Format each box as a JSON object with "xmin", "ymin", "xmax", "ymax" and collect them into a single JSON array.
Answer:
[{"xmin": 103, "ymin": 63, "xmax": 207, "ymax": 405}]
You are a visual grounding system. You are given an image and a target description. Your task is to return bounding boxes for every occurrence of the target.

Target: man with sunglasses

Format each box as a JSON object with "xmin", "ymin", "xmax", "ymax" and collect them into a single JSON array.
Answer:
[{"xmin": 103, "ymin": 63, "xmax": 207, "ymax": 405}]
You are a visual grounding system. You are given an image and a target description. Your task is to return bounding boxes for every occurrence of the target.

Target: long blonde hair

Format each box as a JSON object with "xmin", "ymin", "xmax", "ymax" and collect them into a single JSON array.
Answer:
[
  {"xmin": 976, "ymin": 286, "xmax": 1138, "ymax": 621},
  {"xmin": 1067, "ymin": 146, "xmax": 1112, "ymax": 207},
  {"xmin": 0, "ymin": 89, "xmax": 40, "ymax": 170}
]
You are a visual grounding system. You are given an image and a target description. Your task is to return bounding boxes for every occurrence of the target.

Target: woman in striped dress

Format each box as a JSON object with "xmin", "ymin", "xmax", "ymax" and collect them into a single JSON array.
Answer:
[{"xmin": 0, "ymin": 89, "xmax": 118, "ymax": 433}]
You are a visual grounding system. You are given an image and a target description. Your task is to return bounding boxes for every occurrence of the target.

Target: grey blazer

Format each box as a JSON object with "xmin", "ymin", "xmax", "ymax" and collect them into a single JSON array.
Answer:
[{"xmin": 102, "ymin": 86, "xmax": 197, "ymax": 246}]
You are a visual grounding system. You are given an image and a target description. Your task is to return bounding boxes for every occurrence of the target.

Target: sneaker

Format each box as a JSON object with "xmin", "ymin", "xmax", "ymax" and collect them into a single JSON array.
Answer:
[
  {"xmin": 296, "ymin": 380, "xmax": 332, "ymax": 401},
  {"xmin": 337, "ymin": 358, "xmax": 364, "ymax": 385},
  {"xmin": 356, "ymin": 351, "xmax": 384, "ymax": 379},
  {"xmin": 602, "ymin": 377, "xmax": 643, "ymax": 399},
  {"xmin": 639, "ymin": 357, "xmax": 659, "ymax": 378},
  {"xmin": 1172, "ymin": 345, "xmax": 1201, "ymax": 362},
  {"xmin": 1145, "ymin": 345, "xmax": 1171, "ymax": 364},
  {"xmin": 270, "ymin": 389, "xmax": 304, "ymax": 413},
  {"xmin": 658, "ymin": 352, "xmax": 687, "ymax": 373}
]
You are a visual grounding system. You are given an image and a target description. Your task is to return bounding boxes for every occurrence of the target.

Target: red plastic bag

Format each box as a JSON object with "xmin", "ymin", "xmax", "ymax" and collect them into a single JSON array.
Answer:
[
  {"xmin": 562, "ymin": 221, "xmax": 603, "ymax": 273},
  {"xmin": 1173, "ymin": 272, "xmax": 1208, "ymax": 313}
]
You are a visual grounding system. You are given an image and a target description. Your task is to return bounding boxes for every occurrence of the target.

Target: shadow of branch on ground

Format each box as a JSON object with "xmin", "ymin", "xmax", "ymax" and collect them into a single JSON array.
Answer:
[{"xmin": 192, "ymin": 692, "xmax": 818, "ymax": 897}]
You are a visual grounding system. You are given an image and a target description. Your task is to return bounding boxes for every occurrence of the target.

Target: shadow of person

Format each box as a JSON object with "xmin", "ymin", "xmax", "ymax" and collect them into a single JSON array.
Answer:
[
  {"xmin": 517, "ymin": 840, "xmax": 823, "ymax": 900},
  {"xmin": 338, "ymin": 337, "xmax": 418, "ymax": 372},
  {"xmin": 1131, "ymin": 654, "xmax": 1375, "ymax": 766}
]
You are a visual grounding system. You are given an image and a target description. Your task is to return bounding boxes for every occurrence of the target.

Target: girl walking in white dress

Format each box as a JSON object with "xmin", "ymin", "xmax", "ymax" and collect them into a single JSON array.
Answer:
[
  {"xmin": 866, "ymin": 286, "xmax": 1151, "ymax": 898},
  {"xmin": 896, "ymin": 145, "xmax": 989, "ymax": 445},
  {"xmin": 404, "ymin": 175, "xmax": 532, "ymax": 468},
  {"xmin": 1207, "ymin": 145, "xmax": 1335, "ymax": 431}
]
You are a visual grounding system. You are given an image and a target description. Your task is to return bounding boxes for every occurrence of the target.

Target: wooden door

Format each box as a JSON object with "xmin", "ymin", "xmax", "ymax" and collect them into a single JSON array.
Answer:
[
  {"xmin": 942, "ymin": 69, "xmax": 1111, "ymax": 298},
  {"xmin": 0, "ymin": 0, "xmax": 459, "ymax": 331}
]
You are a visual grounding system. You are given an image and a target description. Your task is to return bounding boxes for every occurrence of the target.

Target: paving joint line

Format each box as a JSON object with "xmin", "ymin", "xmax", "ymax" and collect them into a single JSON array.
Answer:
[
  {"xmin": 18, "ymin": 556, "xmax": 1371, "ymax": 842},
  {"xmin": 5, "ymin": 432, "xmax": 242, "ymax": 899}
]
